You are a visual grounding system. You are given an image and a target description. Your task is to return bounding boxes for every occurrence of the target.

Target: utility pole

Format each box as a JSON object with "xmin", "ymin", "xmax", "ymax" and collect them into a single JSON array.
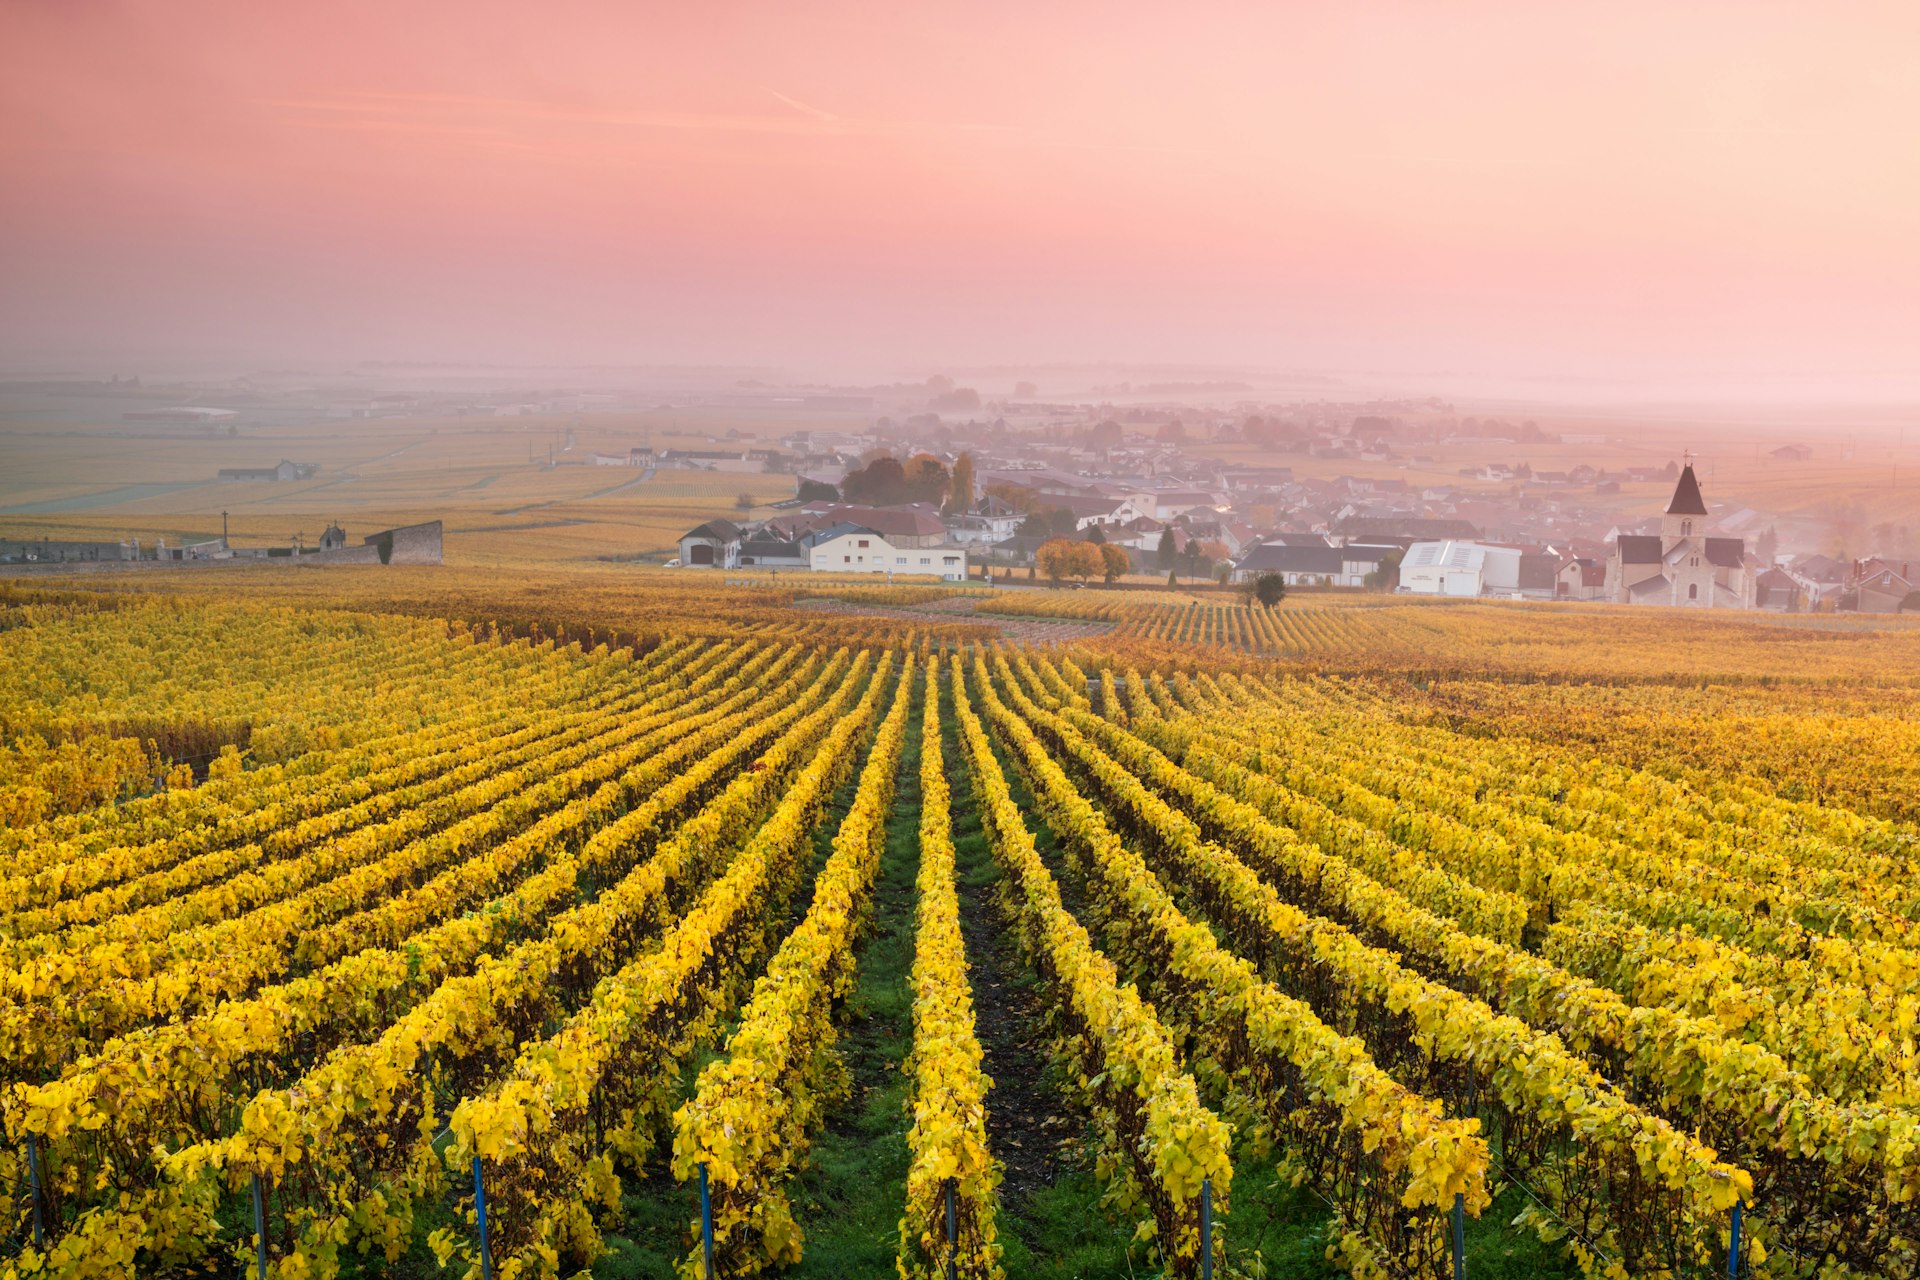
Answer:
[{"xmin": 222, "ymin": 510, "xmax": 230, "ymax": 550}]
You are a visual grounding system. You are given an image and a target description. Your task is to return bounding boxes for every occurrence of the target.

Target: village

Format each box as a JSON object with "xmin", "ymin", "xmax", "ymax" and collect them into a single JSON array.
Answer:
[
  {"xmin": 661, "ymin": 401, "xmax": 1908, "ymax": 613},
  {"xmin": 2, "ymin": 371, "xmax": 1911, "ymax": 611}
]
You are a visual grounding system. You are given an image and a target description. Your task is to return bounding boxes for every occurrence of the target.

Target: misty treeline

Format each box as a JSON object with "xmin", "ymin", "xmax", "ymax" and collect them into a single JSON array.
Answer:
[{"xmin": 832, "ymin": 449, "xmax": 977, "ymax": 515}]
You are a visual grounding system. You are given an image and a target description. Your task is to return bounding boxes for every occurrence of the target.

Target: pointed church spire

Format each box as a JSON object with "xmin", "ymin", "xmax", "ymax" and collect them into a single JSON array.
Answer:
[{"xmin": 1666, "ymin": 460, "xmax": 1707, "ymax": 516}]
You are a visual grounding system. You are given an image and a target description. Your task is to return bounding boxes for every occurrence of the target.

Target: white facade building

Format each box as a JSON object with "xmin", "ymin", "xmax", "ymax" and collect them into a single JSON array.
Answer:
[
  {"xmin": 810, "ymin": 528, "xmax": 969, "ymax": 580},
  {"xmin": 1399, "ymin": 540, "xmax": 1521, "ymax": 596}
]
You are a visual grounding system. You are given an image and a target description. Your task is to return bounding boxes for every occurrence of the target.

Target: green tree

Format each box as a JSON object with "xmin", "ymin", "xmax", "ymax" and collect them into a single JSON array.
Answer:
[
  {"xmin": 1251, "ymin": 572, "xmax": 1286, "ymax": 608},
  {"xmin": 1155, "ymin": 528, "xmax": 1177, "ymax": 569}
]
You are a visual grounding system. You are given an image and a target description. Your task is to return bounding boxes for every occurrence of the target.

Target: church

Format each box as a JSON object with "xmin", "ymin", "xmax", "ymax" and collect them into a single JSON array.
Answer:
[{"xmin": 1605, "ymin": 461, "xmax": 1756, "ymax": 608}]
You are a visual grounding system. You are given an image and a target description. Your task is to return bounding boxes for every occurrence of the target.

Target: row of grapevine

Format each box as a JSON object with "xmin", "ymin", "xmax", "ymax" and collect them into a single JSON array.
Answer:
[
  {"xmin": 898, "ymin": 668, "xmax": 1002, "ymax": 1280},
  {"xmin": 4, "ymin": 641, "xmax": 827, "ymax": 1210},
  {"xmin": 671, "ymin": 654, "xmax": 917, "ymax": 1274},
  {"xmin": 3, "ymin": 647, "xmax": 875, "ymax": 1277},
  {"xmin": 432, "ymin": 654, "xmax": 901, "ymax": 1278},
  {"xmin": 948, "ymin": 654, "xmax": 1234, "ymax": 1278},
  {"xmin": 973, "ymin": 651, "xmax": 1491, "ymax": 1277}
]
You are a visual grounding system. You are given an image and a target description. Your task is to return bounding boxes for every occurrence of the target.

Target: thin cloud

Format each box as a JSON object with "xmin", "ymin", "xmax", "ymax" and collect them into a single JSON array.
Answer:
[
  {"xmin": 265, "ymin": 91, "xmax": 1013, "ymax": 142},
  {"xmin": 766, "ymin": 88, "xmax": 838, "ymax": 123}
]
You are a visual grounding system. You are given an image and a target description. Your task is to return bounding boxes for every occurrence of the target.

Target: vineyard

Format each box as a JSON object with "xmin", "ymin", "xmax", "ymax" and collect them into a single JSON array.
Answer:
[{"xmin": 2, "ymin": 586, "xmax": 1918, "ymax": 1279}]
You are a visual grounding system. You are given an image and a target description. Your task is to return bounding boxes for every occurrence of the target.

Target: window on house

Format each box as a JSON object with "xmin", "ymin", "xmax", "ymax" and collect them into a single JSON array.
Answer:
[
  {"xmin": 1682, "ymin": 520, "xmax": 1692, "ymax": 536},
  {"xmin": 897, "ymin": 557, "xmax": 907, "ymax": 564},
  {"xmin": 920, "ymin": 557, "xmax": 929, "ymax": 565},
  {"xmin": 857, "ymin": 539, "xmax": 869, "ymax": 548},
  {"xmin": 843, "ymin": 555, "xmax": 850, "ymax": 563},
  {"xmin": 1688, "ymin": 583, "xmax": 1699, "ymax": 600}
]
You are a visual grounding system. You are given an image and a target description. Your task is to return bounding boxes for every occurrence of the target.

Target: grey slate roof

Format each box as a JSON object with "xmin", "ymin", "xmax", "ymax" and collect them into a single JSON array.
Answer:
[
  {"xmin": 1236, "ymin": 544, "xmax": 1344, "ymax": 574},
  {"xmin": 1666, "ymin": 465, "xmax": 1709, "ymax": 515},
  {"xmin": 1704, "ymin": 537, "xmax": 1745, "ymax": 568},
  {"xmin": 1617, "ymin": 535, "xmax": 1664, "ymax": 564}
]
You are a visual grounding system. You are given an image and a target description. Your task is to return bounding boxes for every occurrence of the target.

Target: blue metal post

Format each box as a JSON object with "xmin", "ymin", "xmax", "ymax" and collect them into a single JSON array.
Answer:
[
  {"xmin": 700, "ymin": 1161, "xmax": 717, "ymax": 1280},
  {"xmin": 1451, "ymin": 1192, "xmax": 1466, "ymax": 1280},
  {"xmin": 1727, "ymin": 1199, "xmax": 1744, "ymax": 1280},
  {"xmin": 473, "ymin": 1156, "xmax": 494, "ymax": 1280},
  {"xmin": 1199, "ymin": 1176, "xmax": 1213, "ymax": 1280},
  {"xmin": 252, "ymin": 1172, "xmax": 269, "ymax": 1279},
  {"xmin": 24, "ymin": 1135, "xmax": 44, "ymax": 1250},
  {"xmin": 945, "ymin": 1178, "xmax": 958, "ymax": 1280}
]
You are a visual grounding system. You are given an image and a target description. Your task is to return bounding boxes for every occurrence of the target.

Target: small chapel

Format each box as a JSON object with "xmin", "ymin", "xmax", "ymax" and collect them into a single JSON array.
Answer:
[{"xmin": 1605, "ymin": 460, "xmax": 1756, "ymax": 608}]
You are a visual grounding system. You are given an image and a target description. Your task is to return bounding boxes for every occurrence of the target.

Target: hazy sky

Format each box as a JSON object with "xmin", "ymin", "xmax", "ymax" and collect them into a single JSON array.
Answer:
[{"xmin": 3, "ymin": 1, "xmax": 1917, "ymax": 387}]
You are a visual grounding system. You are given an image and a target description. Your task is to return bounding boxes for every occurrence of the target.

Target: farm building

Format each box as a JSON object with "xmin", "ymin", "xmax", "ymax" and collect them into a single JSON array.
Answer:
[
  {"xmin": 678, "ymin": 520, "xmax": 743, "ymax": 568},
  {"xmin": 1230, "ymin": 541, "xmax": 1396, "ymax": 588},
  {"xmin": 217, "ymin": 459, "xmax": 315, "ymax": 482},
  {"xmin": 1400, "ymin": 541, "xmax": 1512, "ymax": 596},
  {"xmin": 808, "ymin": 525, "xmax": 968, "ymax": 580}
]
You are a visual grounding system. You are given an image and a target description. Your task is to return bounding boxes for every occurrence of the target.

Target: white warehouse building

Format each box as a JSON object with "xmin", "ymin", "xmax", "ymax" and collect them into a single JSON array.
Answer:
[{"xmin": 1399, "ymin": 540, "xmax": 1522, "ymax": 596}]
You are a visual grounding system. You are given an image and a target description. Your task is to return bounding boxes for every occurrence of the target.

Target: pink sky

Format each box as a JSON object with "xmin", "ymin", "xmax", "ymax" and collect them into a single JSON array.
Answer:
[{"xmin": 2, "ymin": 1, "xmax": 1917, "ymax": 386}]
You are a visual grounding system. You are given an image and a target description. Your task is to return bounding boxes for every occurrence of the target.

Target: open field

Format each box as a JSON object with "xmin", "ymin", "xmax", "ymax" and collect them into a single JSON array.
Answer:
[{"xmin": 2, "ymin": 576, "xmax": 1920, "ymax": 1279}]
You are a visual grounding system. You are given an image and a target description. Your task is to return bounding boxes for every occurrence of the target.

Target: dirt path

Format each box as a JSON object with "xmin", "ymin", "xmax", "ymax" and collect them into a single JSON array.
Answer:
[{"xmin": 792, "ymin": 595, "xmax": 1114, "ymax": 644}]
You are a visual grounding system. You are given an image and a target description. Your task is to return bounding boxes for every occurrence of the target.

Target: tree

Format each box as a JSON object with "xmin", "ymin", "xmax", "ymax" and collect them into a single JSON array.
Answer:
[
  {"xmin": 796, "ymin": 478, "xmax": 838, "ymax": 503},
  {"xmin": 1364, "ymin": 547, "xmax": 1405, "ymax": 591},
  {"xmin": 1250, "ymin": 572, "xmax": 1286, "ymax": 608},
  {"xmin": 904, "ymin": 453, "xmax": 951, "ymax": 505},
  {"xmin": 1099, "ymin": 543, "xmax": 1130, "ymax": 583},
  {"xmin": 734, "ymin": 492, "xmax": 754, "ymax": 512},
  {"xmin": 1155, "ymin": 528, "xmax": 1177, "ymax": 569},
  {"xmin": 931, "ymin": 387, "xmax": 981, "ymax": 412},
  {"xmin": 944, "ymin": 452, "xmax": 976, "ymax": 516},
  {"xmin": 985, "ymin": 481, "xmax": 1040, "ymax": 513},
  {"xmin": 1014, "ymin": 380, "xmax": 1038, "ymax": 398},
  {"xmin": 1157, "ymin": 420, "xmax": 1187, "ymax": 444},
  {"xmin": 1087, "ymin": 420, "xmax": 1123, "ymax": 451},
  {"xmin": 842, "ymin": 455, "xmax": 906, "ymax": 505},
  {"xmin": 1038, "ymin": 538, "xmax": 1102, "ymax": 584},
  {"xmin": 1167, "ymin": 567, "xmax": 1178, "ymax": 587},
  {"xmin": 1084, "ymin": 524, "xmax": 1106, "ymax": 545}
]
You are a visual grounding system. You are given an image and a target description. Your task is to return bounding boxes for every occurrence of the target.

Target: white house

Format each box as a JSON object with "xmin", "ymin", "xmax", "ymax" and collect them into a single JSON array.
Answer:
[
  {"xmin": 1231, "ymin": 541, "xmax": 1397, "ymax": 587},
  {"xmin": 943, "ymin": 513, "xmax": 1023, "ymax": 545},
  {"xmin": 809, "ymin": 525, "xmax": 969, "ymax": 580}
]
